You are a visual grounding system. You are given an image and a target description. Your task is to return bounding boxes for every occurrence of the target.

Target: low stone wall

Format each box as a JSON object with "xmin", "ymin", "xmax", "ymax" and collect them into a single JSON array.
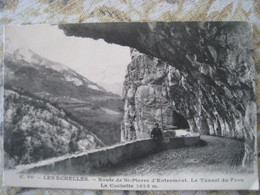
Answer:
[{"xmin": 27, "ymin": 136, "xmax": 200, "ymax": 174}]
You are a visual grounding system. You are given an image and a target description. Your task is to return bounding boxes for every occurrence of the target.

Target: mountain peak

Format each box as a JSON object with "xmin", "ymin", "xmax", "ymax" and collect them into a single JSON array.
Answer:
[
  {"xmin": 13, "ymin": 48, "xmax": 34, "ymax": 63},
  {"xmin": 5, "ymin": 47, "xmax": 118, "ymax": 96}
]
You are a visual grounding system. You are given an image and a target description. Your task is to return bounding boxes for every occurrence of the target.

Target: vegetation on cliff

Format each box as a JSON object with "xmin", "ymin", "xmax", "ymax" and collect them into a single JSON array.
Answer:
[{"xmin": 4, "ymin": 87, "xmax": 104, "ymax": 168}]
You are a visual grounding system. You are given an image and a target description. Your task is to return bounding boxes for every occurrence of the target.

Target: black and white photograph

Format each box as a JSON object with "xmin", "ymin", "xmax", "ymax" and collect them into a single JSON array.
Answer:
[{"xmin": 3, "ymin": 22, "xmax": 258, "ymax": 190}]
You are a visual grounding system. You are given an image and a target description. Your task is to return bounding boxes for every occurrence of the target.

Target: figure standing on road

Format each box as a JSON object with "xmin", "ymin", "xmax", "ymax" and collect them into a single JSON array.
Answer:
[
  {"xmin": 151, "ymin": 123, "xmax": 163, "ymax": 140},
  {"xmin": 129, "ymin": 122, "xmax": 136, "ymax": 140}
]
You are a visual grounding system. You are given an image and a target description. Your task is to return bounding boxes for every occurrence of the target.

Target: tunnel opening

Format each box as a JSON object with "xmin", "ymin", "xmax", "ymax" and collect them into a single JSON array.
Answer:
[{"xmin": 172, "ymin": 111, "xmax": 189, "ymax": 129}]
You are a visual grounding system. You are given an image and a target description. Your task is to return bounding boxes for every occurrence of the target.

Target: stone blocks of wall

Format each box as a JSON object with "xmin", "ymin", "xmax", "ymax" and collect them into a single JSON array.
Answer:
[{"xmin": 26, "ymin": 136, "xmax": 200, "ymax": 175}]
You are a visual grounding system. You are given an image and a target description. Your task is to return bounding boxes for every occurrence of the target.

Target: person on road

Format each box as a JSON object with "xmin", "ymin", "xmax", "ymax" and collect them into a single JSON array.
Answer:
[
  {"xmin": 129, "ymin": 122, "xmax": 136, "ymax": 140},
  {"xmin": 151, "ymin": 123, "xmax": 162, "ymax": 140}
]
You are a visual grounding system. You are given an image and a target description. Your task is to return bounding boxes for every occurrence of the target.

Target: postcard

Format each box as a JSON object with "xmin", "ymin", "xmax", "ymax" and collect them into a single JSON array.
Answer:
[{"xmin": 3, "ymin": 22, "xmax": 258, "ymax": 190}]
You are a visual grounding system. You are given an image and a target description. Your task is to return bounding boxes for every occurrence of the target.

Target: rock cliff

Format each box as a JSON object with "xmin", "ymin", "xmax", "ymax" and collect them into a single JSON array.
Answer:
[
  {"xmin": 121, "ymin": 49, "xmax": 189, "ymax": 141},
  {"xmin": 60, "ymin": 22, "xmax": 256, "ymax": 166}
]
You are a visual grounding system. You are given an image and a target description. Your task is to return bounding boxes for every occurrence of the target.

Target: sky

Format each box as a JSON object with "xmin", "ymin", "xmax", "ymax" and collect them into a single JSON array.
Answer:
[{"xmin": 5, "ymin": 24, "xmax": 131, "ymax": 95}]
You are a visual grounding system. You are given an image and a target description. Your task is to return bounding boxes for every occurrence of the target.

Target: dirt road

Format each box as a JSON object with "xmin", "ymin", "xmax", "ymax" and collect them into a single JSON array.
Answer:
[{"xmin": 94, "ymin": 135, "xmax": 246, "ymax": 176}]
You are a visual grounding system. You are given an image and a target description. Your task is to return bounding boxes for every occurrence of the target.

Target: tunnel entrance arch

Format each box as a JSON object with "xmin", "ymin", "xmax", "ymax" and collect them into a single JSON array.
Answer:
[{"xmin": 172, "ymin": 111, "xmax": 189, "ymax": 129}]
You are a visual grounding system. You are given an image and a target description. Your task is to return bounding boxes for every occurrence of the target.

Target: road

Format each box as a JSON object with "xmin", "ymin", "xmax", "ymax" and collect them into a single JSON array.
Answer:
[{"xmin": 92, "ymin": 135, "xmax": 246, "ymax": 176}]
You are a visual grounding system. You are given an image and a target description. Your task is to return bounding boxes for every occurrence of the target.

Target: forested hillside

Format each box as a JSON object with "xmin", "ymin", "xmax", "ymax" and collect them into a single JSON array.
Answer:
[{"xmin": 4, "ymin": 87, "xmax": 104, "ymax": 168}]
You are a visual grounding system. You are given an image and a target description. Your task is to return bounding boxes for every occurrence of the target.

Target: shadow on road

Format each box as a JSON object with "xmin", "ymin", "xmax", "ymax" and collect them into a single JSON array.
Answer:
[{"xmin": 199, "ymin": 139, "xmax": 207, "ymax": 147}]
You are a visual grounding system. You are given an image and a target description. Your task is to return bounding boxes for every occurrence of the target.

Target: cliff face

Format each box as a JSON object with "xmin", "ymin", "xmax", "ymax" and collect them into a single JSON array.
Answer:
[
  {"xmin": 60, "ymin": 22, "xmax": 256, "ymax": 166},
  {"xmin": 122, "ymin": 44, "xmax": 255, "ymax": 143},
  {"xmin": 121, "ymin": 49, "xmax": 189, "ymax": 141}
]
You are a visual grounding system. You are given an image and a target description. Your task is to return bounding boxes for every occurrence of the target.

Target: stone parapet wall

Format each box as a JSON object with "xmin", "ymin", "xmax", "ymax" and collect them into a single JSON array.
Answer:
[{"xmin": 26, "ymin": 136, "xmax": 200, "ymax": 174}]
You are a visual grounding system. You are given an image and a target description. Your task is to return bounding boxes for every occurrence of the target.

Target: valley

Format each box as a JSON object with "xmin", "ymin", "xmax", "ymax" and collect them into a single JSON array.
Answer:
[{"xmin": 4, "ymin": 48, "xmax": 124, "ymax": 147}]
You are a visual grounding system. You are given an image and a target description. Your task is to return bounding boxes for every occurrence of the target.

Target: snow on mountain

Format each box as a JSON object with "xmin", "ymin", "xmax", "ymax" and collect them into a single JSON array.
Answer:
[
  {"xmin": 4, "ymin": 47, "xmax": 112, "ymax": 91},
  {"xmin": 13, "ymin": 48, "xmax": 69, "ymax": 71},
  {"xmin": 64, "ymin": 75, "xmax": 83, "ymax": 86},
  {"xmin": 13, "ymin": 48, "xmax": 35, "ymax": 63},
  {"xmin": 6, "ymin": 48, "xmax": 69, "ymax": 74},
  {"xmin": 88, "ymin": 84, "xmax": 102, "ymax": 91}
]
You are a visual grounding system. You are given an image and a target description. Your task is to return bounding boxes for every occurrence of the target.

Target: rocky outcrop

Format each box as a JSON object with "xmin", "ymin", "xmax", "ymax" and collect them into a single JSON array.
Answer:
[
  {"xmin": 121, "ymin": 49, "xmax": 189, "ymax": 141},
  {"xmin": 60, "ymin": 22, "xmax": 256, "ymax": 167}
]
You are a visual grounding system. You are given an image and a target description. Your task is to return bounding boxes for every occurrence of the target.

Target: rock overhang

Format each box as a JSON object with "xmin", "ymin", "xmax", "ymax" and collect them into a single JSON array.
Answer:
[
  {"xmin": 59, "ymin": 22, "xmax": 256, "ymax": 166},
  {"xmin": 59, "ymin": 22, "xmax": 253, "ymax": 67}
]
